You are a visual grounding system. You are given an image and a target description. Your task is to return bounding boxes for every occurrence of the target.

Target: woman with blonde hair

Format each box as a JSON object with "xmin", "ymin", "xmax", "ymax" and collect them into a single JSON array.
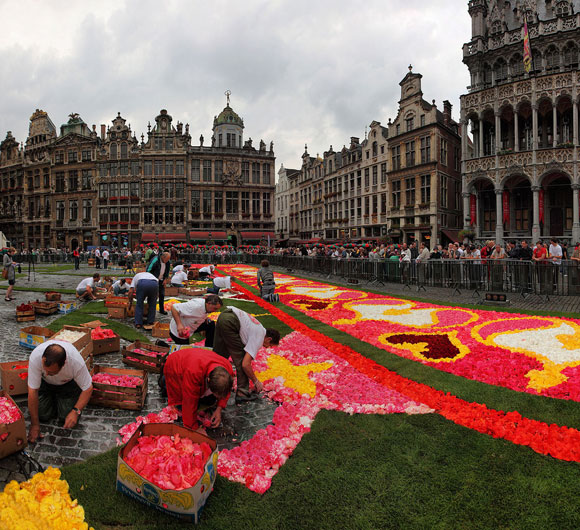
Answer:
[{"xmin": 3, "ymin": 247, "xmax": 19, "ymax": 301}]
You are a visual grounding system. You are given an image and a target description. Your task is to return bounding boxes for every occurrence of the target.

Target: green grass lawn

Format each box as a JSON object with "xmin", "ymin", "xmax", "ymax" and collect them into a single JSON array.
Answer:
[{"xmin": 48, "ymin": 273, "xmax": 580, "ymax": 528}]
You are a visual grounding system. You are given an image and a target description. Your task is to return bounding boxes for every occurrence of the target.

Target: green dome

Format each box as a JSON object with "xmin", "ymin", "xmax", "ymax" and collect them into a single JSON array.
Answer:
[{"xmin": 213, "ymin": 105, "xmax": 244, "ymax": 129}]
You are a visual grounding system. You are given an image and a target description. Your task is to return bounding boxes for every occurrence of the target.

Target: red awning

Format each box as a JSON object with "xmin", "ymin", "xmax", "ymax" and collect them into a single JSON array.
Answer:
[
  {"xmin": 190, "ymin": 231, "xmax": 228, "ymax": 240},
  {"xmin": 141, "ymin": 233, "xmax": 156, "ymax": 242},
  {"xmin": 240, "ymin": 231, "xmax": 275, "ymax": 240},
  {"xmin": 307, "ymin": 238, "xmax": 321, "ymax": 244},
  {"xmin": 158, "ymin": 232, "xmax": 186, "ymax": 242},
  {"xmin": 442, "ymin": 229, "xmax": 461, "ymax": 243}
]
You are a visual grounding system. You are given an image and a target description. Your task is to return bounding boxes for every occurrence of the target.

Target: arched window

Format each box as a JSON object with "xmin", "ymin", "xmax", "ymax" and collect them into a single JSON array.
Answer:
[
  {"xmin": 545, "ymin": 45, "xmax": 560, "ymax": 71},
  {"xmin": 120, "ymin": 142, "xmax": 128, "ymax": 158},
  {"xmin": 372, "ymin": 141, "xmax": 378, "ymax": 157},
  {"xmin": 483, "ymin": 64, "xmax": 492, "ymax": 87},
  {"xmin": 110, "ymin": 143, "xmax": 117, "ymax": 160},
  {"xmin": 555, "ymin": 1, "xmax": 571, "ymax": 17},
  {"xmin": 563, "ymin": 42, "xmax": 578, "ymax": 68},
  {"xmin": 494, "ymin": 59, "xmax": 508, "ymax": 83},
  {"xmin": 490, "ymin": 20, "xmax": 502, "ymax": 34},
  {"xmin": 510, "ymin": 54, "xmax": 524, "ymax": 78}
]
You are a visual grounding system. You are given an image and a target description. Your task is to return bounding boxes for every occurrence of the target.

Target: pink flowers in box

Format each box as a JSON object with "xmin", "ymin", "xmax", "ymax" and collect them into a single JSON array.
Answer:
[
  {"xmin": 92, "ymin": 373, "xmax": 143, "ymax": 388},
  {"xmin": 0, "ymin": 396, "xmax": 22, "ymax": 424},
  {"xmin": 118, "ymin": 406, "xmax": 180, "ymax": 444},
  {"xmin": 91, "ymin": 327, "xmax": 116, "ymax": 340},
  {"xmin": 124, "ymin": 433, "xmax": 212, "ymax": 490}
]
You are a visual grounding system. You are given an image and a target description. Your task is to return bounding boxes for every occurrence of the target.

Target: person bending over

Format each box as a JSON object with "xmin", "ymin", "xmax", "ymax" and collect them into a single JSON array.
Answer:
[
  {"xmin": 170, "ymin": 294, "xmax": 222, "ymax": 346},
  {"xmin": 76, "ymin": 273, "xmax": 100, "ymax": 300}
]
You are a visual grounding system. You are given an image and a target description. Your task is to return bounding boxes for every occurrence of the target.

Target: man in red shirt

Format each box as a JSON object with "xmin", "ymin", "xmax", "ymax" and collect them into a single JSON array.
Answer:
[{"xmin": 163, "ymin": 347, "xmax": 233, "ymax": 431}]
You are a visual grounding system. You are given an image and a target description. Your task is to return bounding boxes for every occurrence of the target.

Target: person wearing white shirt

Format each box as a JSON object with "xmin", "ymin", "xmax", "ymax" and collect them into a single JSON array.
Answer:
[
  {"xmin": 111, "ymin": 278, "xmax": 130, "ymax": 295},
  {"xmin": 198, "ymin": 265, "xmax": 215, "ymax": 280},
  {"xmin": 27, "ymin": 340, "xmax": 93, "ymax": 443},
  {"xmin": 169, "ymin": 294, "xmax": 223, "ymax": 345},
  {"xmin": 127, "ymin": 272, "xmax": 159, "ymax": 328},
  {"xmin": 207, "ymin": 275, "xmax": 231, "ymax": 295},
  {"xmin": 170, "ymin": 269, "xmax": 189, "ymax": 287},
  {"xmin": 76, "ymin": 273, "xmax": 100, "ymax": 300},
  {"xmin": 94, "ymin": 247, "xmax": 101, "ymax": 269},
  {"xmin": 173, "ymin": 263, "xmax": 189, "ymax": 273},
  {"xmin": 213, "ymin": 306, "xmax": 280, "ymax": 403},
  {"xmin": 102, "ymin": 249, "xmax": 110, "ymax": 270}
]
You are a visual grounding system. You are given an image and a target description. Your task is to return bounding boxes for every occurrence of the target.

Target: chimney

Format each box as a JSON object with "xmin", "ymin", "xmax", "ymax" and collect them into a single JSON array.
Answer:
[
  {"xmin": 100, "ymin": 124, "xmax": 106, "ymax": 140},
  {"xmin": 443, "ymin": 100, "xmax": 452, "ymax": 126}
]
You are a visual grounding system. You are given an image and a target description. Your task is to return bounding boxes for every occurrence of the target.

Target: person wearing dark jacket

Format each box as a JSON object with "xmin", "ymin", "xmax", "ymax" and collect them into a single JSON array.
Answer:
[
  {"xmin": 147, "ymin": 252, "xmax": 171, "ymax": 314},
  {"xmin": 257, "ymin": 260, "xmax": 277, "ymax": 301}
]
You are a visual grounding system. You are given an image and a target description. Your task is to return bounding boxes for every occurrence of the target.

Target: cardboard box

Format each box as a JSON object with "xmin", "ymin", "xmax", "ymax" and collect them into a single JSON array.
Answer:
[
  {"xmin": 52, "ymin": 325, "xmax": 91, "ymax": 351},
  {"xmin": 108, "ymin": 307, "xmax": 127, "ymax": 319},
  {"xmin": 0, "ymin": 391, "xmax": 27, "ymax": 458},
  {"xmin": 80, "ymin": 320, "xmax": 108, "ymax": 329},
  {"xmin": 0, "ymin": 361, "xmax": 29, "ymax": 395},
  {"xmin": 58, "ymin": 300, "xmax": 78, "ymax": 314},
  {"xmin": 122, "ymin": 341, "xmax": 169, "ymax": 373},
  {"xmin": 151, "ymin": 322, "xmax": 170, "ymax": 338},
  {"xmin": 19, "ymin": 326, "xmax": 55, "ymax": 349},
  {"xmin": 92, "ymin": 333, "xmax": 121, "ymax": 356},
  {"xmin": 105, "ymin": 296, "xmax": 129, "ymax": 308},
  {"xmin": 117, "ymin": 423, "xmax": 218, "ymax": 522},
  {"xmin": 90, "ymin": 365, "xmax": 148, "ymax": 410}
]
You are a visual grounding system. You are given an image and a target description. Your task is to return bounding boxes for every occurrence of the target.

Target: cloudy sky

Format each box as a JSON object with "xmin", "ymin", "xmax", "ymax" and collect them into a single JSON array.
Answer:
[{"xmin": 0, "ymin": 0, "xmax": 472, "ymax": 173}]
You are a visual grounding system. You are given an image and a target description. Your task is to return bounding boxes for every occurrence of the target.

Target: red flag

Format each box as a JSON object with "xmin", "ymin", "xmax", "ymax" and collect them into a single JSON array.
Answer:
[
  {"xmin": 539, "ymin": 188, "xmax": 544, "ymax": 223},
  {"xmin": 503, "ymin": 191, "xmax": 510, "ymax": 225},
  {"xmin": 523, "ymin": 20, "xmax": 532, "ymax": 73},
  {"xmin": 470, "ymin": 194, "xmax": 477, "ymax": 226}
]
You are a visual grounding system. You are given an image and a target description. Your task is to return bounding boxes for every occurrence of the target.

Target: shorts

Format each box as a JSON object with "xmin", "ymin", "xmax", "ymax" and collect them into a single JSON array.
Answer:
[{"xmin": 8, "ymin": 279, "xmax": 15, "ymax": 286}]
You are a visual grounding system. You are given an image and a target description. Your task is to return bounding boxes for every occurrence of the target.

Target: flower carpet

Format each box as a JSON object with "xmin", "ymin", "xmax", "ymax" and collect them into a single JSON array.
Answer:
[{"xmin": 219, "ymin": 265, "xmax": 580, "ymax": 400}]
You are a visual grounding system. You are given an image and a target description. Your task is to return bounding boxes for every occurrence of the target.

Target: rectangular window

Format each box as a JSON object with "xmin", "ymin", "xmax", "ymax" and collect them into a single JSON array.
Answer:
[
  {"xmin": 120, "ymin": 161, "xmax": 129, "ymax": 176},
  {"xmin": 176, "ymin": 160, "xmax": 184, "ymax": 176},
  {"xmin": 68, "ymin": 170, "xmax": 78, "ymax": 191},
  {"xmin": 241, "ymin": 191, "xmax": 250, "ymax": 213},
  {"xmin": 381, "ymin": 193, "xmax": 387, "ymax": 213},
  {"xmin": 130, "ymin": 182, "xmax": 139, "ymax": 197},
  {"xmin": 154, "ymin": 207, "xmax": 163, "ymax": 224},
  {"xmin": 56, "ymin": 172, "xmax": 65, "ymax": 192},
  {"xmin": 110, "ymin": 207, "xmax": 118, "ymax": 222},
  {"xmin": 191, "ymin": 159, "xmax": 200, "ymax": 181},
  {"xmin": 165, "ymin": 207, "xmax": 174, "ymax": 224},
  {"xmin": 99, "ymin": 207, "xmax": 108, "ymax": 224},
  {"xmin": 154, "ymin": 137, "xmax": 163, "ymax": 150},
  {"xmin": 154, "ymin": 182, "xmax": 163, "ymax": 199},
  {"xmin": 110, "ymin": 183, "xmax": 119, "ymax": 197},
  {"xmin": 69, "ymin": 200, "xmax": 78, "ymax": 221},
  {"xmin": 165, "ymin": 160, "xmax": 173, "ymax": 176},
  {"xmin": 420, "ymin": 115, "xmax": 425, "ymax": 127},
  {"xmin": 144, "ymin": 160, "xmax": 152, "ymax": 176},
  {"xmin": 154, "ymin": 160, "xmax": 163, "ymax": 176},
  {"xmin": 392, "ymin": 180, "xmax": 401, "ymax": 208},
  {"xmin": 131, "ymin": 207, "xmax": 139, "ymax": 222},
  {"xmin": 120, "ymin": 182, "xmax": 129, "ymax": 196},
  {"xmin": 262, "ymin": 163, "xmax": 271, "ymax": 184},
  {"xmin": 420, "ymin": 137, "xmax": 431, "ymax": 164},
  {"xmin": 214, "ymin": 160, "xmax": 223, "ymax": 183},
  {"xmin": 99, "ymin": 183, "xmax": 108, "ymax": 199},
  {"xmin": 372, "ymin": 165, "xmax": 378, "ymax": 186},
  {"xmin": 441, "ymin": 175, "xmax": 448, "ymax": 208},
  {"xmin": 203, "ymin": 191, "xmax": 212, "ymax": 213},
  {"xmin": 357, "ymin": 197, "xmax": 362, "ymax": 218},
  {"xmin": 165, "ymin": 181, "xmax": 174, "ymax": 199},
  {"xmin": 391, "ymin": 146, "xmax": 400, "ymax": 170},
  {"xmin": 406, "ymin": 117, "xmax": 414, "ymax": 132},
  {"xmin": 242, "ymin": 162, "xmax": 250, "ymax": 183},
  {"xmin": 252, "ymin": 192, "xmax": 260, "ymax": 214},
  {"xmin": 175, "ymin": 181, "xmax": 184, "ymax": 198},
  {"xmin": 120, "ymin": 207, "xmax": 129, "ymax": 222},
  {"xmin": 440, "ymin": 139, "xmax": 448, "ymax": 165},
  {"xmin": 68, "ymin": 151, "xmax": 77, "ymax": 163},
  {"xmin": 83, "ymin": 199, "xmax": 91, "ymax": 221},
  {"xmin": 214, "ymin": 192, "xmax": 223, "ymax": 213},
  {"xmin": 144, "ymin": 206, "xmax": 153, "ymax": 224},
  {"xmin": 381, "ymin": 163, "xmax": 387, "ymax": 184},
  {"xmin": 203, "ymin": 161, "xmax": 212, "ymax": 182},
  {"xmin": 263, "ymin": 192, "xmax": 271, "ymax": 214},
  {"xmin": 81, "ymin": 169, "xmax": 92, "ymax": 189},
  {"xmin": 143, "ymin": 182, "xmax": 152, "ymax": 199},
  {"xmin": 192, "ymin": 190, "xmax": 200, "ymax": 212},
  {"xmin": 165, "ymin": 138, "xmax": 173, "ymax": 150},
  {"xmin": 405, "ymin": 140, "xmax": 415, "ymax": 167},
  {"xmin": 364, "ymin": 168, "xmax": 370, "ymax": 188},
  {"xmin": 175, "ymin": 206, "xmax": 184, "ymax": 224},
  {"xmin": 405, "ymin": 178, "xmax": 415, "ymax": 206},
  {"xmin": 82, "ymin": 149, "xmax": 91, "ymax": 162},
  {"xmin": 420, "ymin": 175, "xmax": 431, "ymax": 204},
  {"xmin": 55, "ymin": 152, "xmax": 64, "ymax": 164},
  {"xmin": 252, "ymin": 163, "xmax": 260, "ymax": 184},
  {"xmin": 226, "ymin": 191, "xmax": 238, "ymax": 213}
]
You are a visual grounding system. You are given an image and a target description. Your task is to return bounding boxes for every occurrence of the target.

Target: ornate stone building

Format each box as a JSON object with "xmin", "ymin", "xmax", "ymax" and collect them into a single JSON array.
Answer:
[
  {"xmin": 280, "ymin": 69, "xmax": 462, "ymax": 247},
  {"xmin": 461, "ymin": 0, "xmax": 580, "ymax": 243},
  {"xmin": 0, "ymin": 97, "xmax": 275, "ymax": 249}
]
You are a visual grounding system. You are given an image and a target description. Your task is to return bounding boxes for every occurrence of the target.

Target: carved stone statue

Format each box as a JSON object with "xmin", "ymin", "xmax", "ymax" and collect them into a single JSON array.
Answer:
[
  {"xmin": 200, "ymin": 134, "xmax": 204, "ymax": 146},
  {"xmin": 259, "ymin": 139, "xmax": 266, "ymax": 151},
  {"xmin": 270, "ymin": 141, "xmax": 274, "ymax": 151},
  {"xmin": 211, "ymin": 135, "xmax": 215, "ymax": 147}
]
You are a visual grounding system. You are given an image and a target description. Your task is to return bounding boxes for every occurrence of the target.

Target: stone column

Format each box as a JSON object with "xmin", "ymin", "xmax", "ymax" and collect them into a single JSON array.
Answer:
[
  {"xmin": 573, "ymin": 184, "xmax": 580, "ymax": 243},
  {"xmin": 532, "ymin": 104, "xmax": 539, "ymax": 151},
  {"xmin": 495, "ymin": 188, "xmax": 504, "ymax": 243},
  {"xmin": 463, "ymin": 192, "xmax": 471, "ymax": 229},
  {"xmin": 461, "ymin": 118, "xmax": 468, "ymax": 161},
  {"xmin": 479, "ymin": 118, "xmax": 484, "ymax": 157},
  {"xmin": 573, "ymin": 100, "xmax": 578, "ymax": 146},
  {"xmin": 553, "ymin": 107, "xmax": 558, "ymax": 148},
  {"xmin": 495, "ymin": 112, "xmax": 501, "ymax": 153},
  {"xmin": 531, "ymin": 185, "xmax": 541, "ymax": 243},
  {"xmin": 514, "ymin": 112, "xmax": 520, "ymax": 152}
]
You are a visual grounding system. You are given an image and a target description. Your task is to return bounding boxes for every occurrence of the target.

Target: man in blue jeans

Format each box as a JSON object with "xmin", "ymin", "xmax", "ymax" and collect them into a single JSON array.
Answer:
[{"xmin": 127, "ymin": 271, "xmax": 159, "ymax": 329}]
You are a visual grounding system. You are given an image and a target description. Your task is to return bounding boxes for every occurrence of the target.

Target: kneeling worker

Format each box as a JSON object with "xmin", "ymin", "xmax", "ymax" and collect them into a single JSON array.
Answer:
[
  {"xmin": 213, "ymin": 307, "xmax": 280, "ymax": 403},
  {"xmin": 163, "ymin": 348, "xmax": 233, "ymax": 431},
  {"xmin": 170, "ymin": 294, "xmax": 222, "ymax": 346},
  {"xmin": 27, "ymin": 340, "xmax": 93, "ymax": 443},
  {"xmin": 76, "ymin": 273, "xmax": 100, "ymax": 300}
]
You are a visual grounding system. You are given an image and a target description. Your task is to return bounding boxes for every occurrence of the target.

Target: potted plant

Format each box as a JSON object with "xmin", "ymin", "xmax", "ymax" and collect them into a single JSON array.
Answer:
[{"xmin": 458, "ymin": 228, "xmax": 476, "ymax": 243}]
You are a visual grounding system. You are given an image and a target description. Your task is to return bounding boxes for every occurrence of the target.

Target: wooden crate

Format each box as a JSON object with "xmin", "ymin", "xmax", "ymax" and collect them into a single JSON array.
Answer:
[
  {"xmin": 91, "ymin": 333, "xmax": 121, "ymax": 355},
  {"xmin": 90, "ymin": 365, "xmax": 148, "ymax": 410},
  {"xmin": 88, "ymin": 258, "xmax": 96, "ymax": 266},
  {"xmin": 107, "ymin": 307, "xmax": 127, "ymax": 319},
  {"xmin": 16, "ymin": 309, "xmax": 35, "ymax": 322},
  {"xmin": 122, "ymin": 341, "xmax": 169, "ymax": 373},
  {"xmin": 52, "ymin": 325, "xmax": 91, "ymax": 350},
  {"xmin": 31, "ymin": 301, "xmax": 58, "ymax": 315},
  {"xmin": 164, "ymin": 286, "xmax": 180, "ymax": 296},
  {"xmin": 151, "ymin": 322, "xmax": 170, "ymax": 338},
  {"xmin": 45, "ymin": 292, "xmax": 62, "ymax": 301}
]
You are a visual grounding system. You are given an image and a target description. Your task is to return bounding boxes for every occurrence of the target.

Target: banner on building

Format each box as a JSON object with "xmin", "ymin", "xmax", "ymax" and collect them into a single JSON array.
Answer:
[
  {"xmin": 470, "ymin": 194, "xmax": 477, "ymax": 226},
  {"xmin": 503, "ymin": 191, "xmax": 510, "ymax": 225},
  {"xmin": 539, "ymin": 188, "xmax": 544, "ymax": 223},
  {"xmin": 523, "ymin": 20, "xmax": 533, "ymax": 73}
]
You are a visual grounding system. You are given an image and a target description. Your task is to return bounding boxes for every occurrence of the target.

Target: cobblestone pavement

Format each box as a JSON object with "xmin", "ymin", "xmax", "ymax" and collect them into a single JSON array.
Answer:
[
  {"xmin": 0, "ymin": 264, "xmax": 277, "ymax": 487},
  {"xmin": 2, "ymin": 262, "xmax": 580, "ymax": 487}
]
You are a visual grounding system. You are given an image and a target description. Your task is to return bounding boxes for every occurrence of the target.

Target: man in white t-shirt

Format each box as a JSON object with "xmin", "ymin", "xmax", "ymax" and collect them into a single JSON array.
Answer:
[
  {"xmin": 110, "ymin": 278, "xmax": 130, "ymax": 295},
  {"xmin": 127, "ymin": 271, "xmax": 159, "ymax": 328},
  {"xmin": 76, "ymin": 273, "xmax": 100, "ymax": 300},
  {"xmin": 170, "ymin": 269, "xmax": 189, "ymax": 287},
  {"xmin": 213, "ymin": 307, "xmax": 280, "ymax": 403},
  {"xmin": 102, "ymin": 248, "xmax": 110, "ymax": 270},
  {"xmin": 198, "ymin": 264, "xmax": 215, "ymax": 280},
  {"xmin": 206, "ymin": 275, "xmax": 231, "ymax": 295},
  {"xmin": 94, "ymin": 247, "xmax": 101, "ymax": 269},
  {"xmin": 27, "ymin": 340, "xmax": 93, "ymax": 443},
  {"xmin": 169, "ymin": 294, "xmax": 223, "ymax": 346}
]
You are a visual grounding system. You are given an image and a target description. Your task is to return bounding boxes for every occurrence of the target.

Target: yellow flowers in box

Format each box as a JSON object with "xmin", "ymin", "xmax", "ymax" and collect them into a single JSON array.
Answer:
[{"xmin": 0, "ymin": 467, "xmax": 93, "ymax": 530}]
